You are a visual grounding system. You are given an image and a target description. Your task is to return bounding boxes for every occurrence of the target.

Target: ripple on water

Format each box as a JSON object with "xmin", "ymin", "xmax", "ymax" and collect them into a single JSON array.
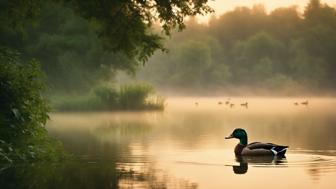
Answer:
[
  {"xmin": 171, "ymin": 149, "xmax": 336, "ymax": 173},
  {"xmin": 283, "ymin": 153, "xmax": 336, "ymax": 171}
]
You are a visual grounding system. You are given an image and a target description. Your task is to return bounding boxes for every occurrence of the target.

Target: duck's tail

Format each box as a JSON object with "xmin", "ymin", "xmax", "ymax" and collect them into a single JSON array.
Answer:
[{"xmin": 270, "ymin": 146, "xmax": 288, "ymax": 157}]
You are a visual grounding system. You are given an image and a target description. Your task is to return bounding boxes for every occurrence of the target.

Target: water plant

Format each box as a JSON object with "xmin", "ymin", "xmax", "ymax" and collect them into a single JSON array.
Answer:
[{"xmin": 51, "ymin": 83, "xmax": 165, "ymax": 111}]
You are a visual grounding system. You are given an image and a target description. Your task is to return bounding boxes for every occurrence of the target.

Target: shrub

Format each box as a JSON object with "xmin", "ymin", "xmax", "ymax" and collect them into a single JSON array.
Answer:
[
  {"xmin": 0, "ymin": 48, "xmax": 66, "ymax": 163},
  {"xmin": 118, "ymin": 84, "xmax": 154, "ymax": 109},
  {"xmin": 50, "ymin": 83, "xmax": 165, "ymax": 111},
  {"xmin": 94, "ymin": 85, "xmax": 119, "ymax": 107}
]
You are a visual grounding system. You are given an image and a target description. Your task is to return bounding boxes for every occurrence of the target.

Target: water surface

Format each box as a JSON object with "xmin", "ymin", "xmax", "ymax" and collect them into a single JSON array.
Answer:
[{"xmin": 2, "ymin": 97, "xmax": 336, "ymax": 189}]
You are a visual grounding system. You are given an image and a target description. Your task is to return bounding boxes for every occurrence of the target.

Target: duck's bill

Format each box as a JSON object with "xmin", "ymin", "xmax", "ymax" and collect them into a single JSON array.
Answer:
[{"xmin": 225, "ymin": 135, "xmax": 234, "ymax": 139}]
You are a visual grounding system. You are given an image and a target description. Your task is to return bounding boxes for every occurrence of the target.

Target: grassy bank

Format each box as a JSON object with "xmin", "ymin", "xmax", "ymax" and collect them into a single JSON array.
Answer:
[{"xmin": 50, "ymin": 84, "xmax": 165, "ymax": 111}]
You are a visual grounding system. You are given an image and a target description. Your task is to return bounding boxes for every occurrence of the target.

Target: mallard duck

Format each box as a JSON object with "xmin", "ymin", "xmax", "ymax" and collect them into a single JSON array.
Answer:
[{"xmin": 225, "ymin": 128, "xmax": 288, "ymax": 156}]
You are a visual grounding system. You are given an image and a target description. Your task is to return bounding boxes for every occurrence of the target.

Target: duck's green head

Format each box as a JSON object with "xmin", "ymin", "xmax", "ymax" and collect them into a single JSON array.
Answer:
[{"xmin": 225, "ymin": 128, "xmax": 248, "ymax": 145}]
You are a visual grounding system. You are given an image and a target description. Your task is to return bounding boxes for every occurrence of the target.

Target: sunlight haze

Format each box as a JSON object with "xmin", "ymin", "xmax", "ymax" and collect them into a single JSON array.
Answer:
[
  {"xmin": 197, "ymin": 0, "xmax": 336, "ymax": 22},
  {"xmin": 2, "ymin": 0, "xmax": 336, "ymax": 188}
]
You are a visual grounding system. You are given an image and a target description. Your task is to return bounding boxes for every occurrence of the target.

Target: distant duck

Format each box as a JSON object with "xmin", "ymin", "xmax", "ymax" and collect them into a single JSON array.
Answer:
[
  {"xmin": 225, "ymin": 128, "xmax": 288, "ymax": 156},
  {"xmin": 301, "ymin": 100, "xmax": 309, "ymax": 106},
  {"xmin": 195, "ymin": 102, "xmax": 199, "ymax": 106},
  {"xmin": 218, "ymin": 101, "xmax": 223, "ymax": 105},
  {"xmin": 240, "ymin": 102, "xmax": 248, "ymax": 108},
  {"xmin": 230, "ymin": 103, "xmax": 234, "ymax": 108},
  {"xmin": 225, "ymin": 101, "xmax": 230, "ymax": 105},
  {"xmin": 294, "ymin": 102, "xmax": 299, "ymax": 106}
]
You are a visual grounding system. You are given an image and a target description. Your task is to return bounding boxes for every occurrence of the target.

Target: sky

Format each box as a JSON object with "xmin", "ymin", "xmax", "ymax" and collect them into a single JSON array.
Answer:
[{"xmin": 197, "ymin": 0, "xmax": 336, "ymax": 23}]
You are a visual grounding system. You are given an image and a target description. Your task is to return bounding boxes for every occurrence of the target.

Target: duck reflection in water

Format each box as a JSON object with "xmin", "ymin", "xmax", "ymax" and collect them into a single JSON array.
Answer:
[{"xmin": 232, "ymin": 155, "xmax": 287, "ymax": 174}]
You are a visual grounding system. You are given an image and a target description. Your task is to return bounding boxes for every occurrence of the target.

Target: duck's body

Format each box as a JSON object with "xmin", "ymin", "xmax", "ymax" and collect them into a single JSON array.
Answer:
[
  {"xmin": 301, "ymin": 100, "xmax": 309, "ymax": 106},
  {"xmin": 226, "ymin": 128, "xmax": 288, "ymax": 156},
  {"xmin": 234, "ymin": 142, "xmax": 288, "ymax": 156}
]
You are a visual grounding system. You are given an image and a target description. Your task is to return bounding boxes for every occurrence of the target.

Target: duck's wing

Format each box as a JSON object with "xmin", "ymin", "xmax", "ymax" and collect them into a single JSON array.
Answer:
[
  {"xmin": 247, "ymin": 142, "xmax": 288, "ymax": 156},
  {"xmin": 248, "ymin": 142, "xmax": 288, "ymax": 150}
]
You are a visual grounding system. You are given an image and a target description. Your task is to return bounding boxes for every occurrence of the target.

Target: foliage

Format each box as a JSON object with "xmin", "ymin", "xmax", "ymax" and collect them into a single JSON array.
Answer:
[
  {"xmin": 138, "ymin": 0, "xmax": 336, "ymax": 94},
  {"xmin": 68, "ymin": 0, "xmax": 213, "ymax": 62},
  {"xmin": 1, "ymin": 0, "xmax": 213, "ymax": 62},
  {"xmin": 0, "ymin": 48, "xmax": 66, "ymax": 163},
  {"xmin": 0, "ymin": 0, "xmax": 213, "ymax": 92},
  {"xmin": 1, "ymin": 2, "xmax": 137, "ymax": 92}
]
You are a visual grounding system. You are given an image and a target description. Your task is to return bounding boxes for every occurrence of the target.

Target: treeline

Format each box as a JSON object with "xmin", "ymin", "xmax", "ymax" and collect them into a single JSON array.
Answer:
[{"xmin": 138, "ymin": 0, "xmax": 336, "ymax": 94}]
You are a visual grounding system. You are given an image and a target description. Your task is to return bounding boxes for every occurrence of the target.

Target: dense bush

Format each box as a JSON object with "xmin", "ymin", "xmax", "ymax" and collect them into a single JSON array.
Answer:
[{"xmin": 0, "ymin": 48, "xmax": 65, "ymax": 163}]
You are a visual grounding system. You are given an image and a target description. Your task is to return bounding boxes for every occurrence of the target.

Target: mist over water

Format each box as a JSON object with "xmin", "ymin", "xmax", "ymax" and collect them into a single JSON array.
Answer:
[
  {"xmin": 34, "ymin": 97, "xmax": 336, "ymax": 189},
  {"xmin": 2, "ymin": 0, "xmax": 336, "ymax": 189}
]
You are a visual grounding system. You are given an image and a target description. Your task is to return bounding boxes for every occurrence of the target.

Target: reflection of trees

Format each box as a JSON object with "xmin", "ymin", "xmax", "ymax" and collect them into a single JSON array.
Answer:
[
  {"xmin": 93, "ymin": 121, "xmax": 152, "ymax": 143},
  {"xmin": 44, "ymin": 109, "xmax": 336, "ymax": 187},
  {"xmin": 117, "ymin": 163, "xmax": 198, "ymax": 189},
  {"xmin": 39, "ymin": 113, "xmax": 198, "ymax": 189},
  {"xmin": 0, "ymin": 162, "xmax": 119, "ymax": 189},
  {"xmin": 48, "ymin": 113, "xmax": 155, "ymax": 161},
  {"xmin": 49, "ymin": 107, "xmax": 336, "ymax": 152},
  {"xmin": 0, "ymin": 161, "xmax": 197, "ymax": 189}
]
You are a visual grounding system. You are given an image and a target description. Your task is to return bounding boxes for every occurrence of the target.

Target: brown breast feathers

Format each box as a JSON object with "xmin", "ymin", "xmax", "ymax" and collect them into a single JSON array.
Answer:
[{"xmin": 234, "ymin": 143, "xmax": 245, "ymax": 155}]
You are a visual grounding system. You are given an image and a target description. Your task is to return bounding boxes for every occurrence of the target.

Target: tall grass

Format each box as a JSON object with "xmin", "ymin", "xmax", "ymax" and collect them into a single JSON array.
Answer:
[
  {"xmin": 51, "ymin": 83, "xmax": 165, "ymax": 111},
  {"xmin": 118, "ymin": 84, "xmax": 153, "ymax": 109}
]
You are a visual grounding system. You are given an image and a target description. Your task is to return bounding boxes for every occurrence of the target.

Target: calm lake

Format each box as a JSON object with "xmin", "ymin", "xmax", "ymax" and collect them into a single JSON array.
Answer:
[{"xmin": 3, "ymin": 97, "xmax": 336, "ymax": 189}]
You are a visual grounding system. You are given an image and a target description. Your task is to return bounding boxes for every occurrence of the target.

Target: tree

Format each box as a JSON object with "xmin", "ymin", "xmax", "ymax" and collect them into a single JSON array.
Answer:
[
  {"xmin": 139, "ymin": 1, "xmax": 336, "ymax": 93},
  {"xmin": 231, "ymin": 32, "xmax": 284, "ymax": 84},
  {"xmin": 0, "ymin": 0, "xmax": 213, "ymax": 91},
  {"xmin": 269, "ymin": 6, "xmax": 302, "ymax": 43},
  {"xmin": 1, "ymin": 0, "xmax": 213, "ymax": 63},
  {"xmin": 21, "ymin": 2, "xmax": 137, "ymax": 91},
  {"xmin": 303, "ymin": 0, "xmax": 336, "ymax": 85}
]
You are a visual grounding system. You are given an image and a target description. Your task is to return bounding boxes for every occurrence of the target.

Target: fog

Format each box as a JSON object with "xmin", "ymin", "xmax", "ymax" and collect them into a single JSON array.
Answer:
[{"xmin": 3, "ymin": 1, "xmax": 336, "ymax": 188}]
